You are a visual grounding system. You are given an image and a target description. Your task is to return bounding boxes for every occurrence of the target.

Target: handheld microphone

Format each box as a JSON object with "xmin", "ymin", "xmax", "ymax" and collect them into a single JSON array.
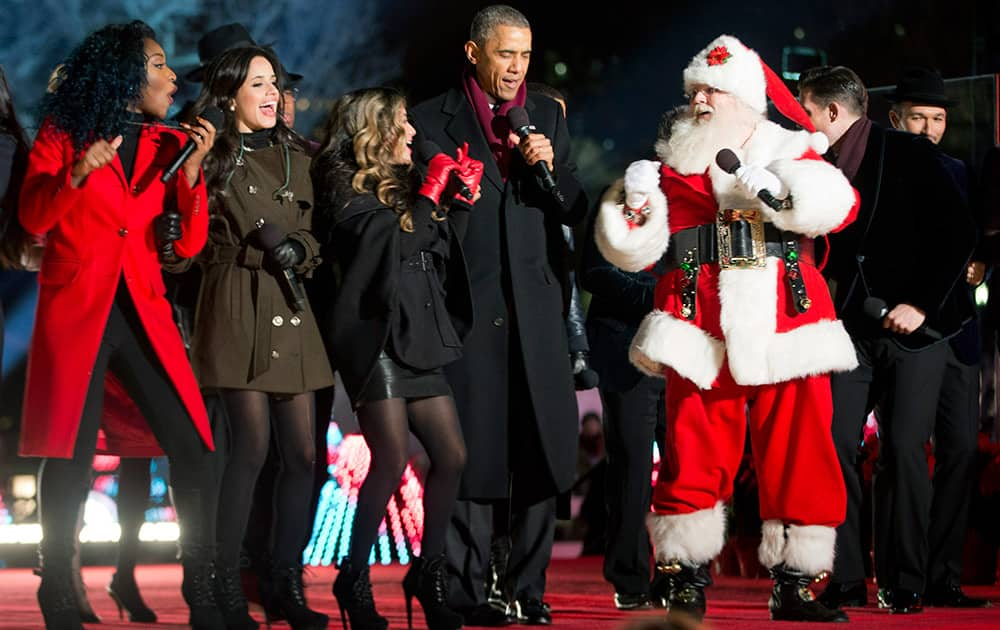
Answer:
[
  {"xmin": 715, "ymin": 149, "xmax": 785, "ymax": 211},
  {"xmin": 160, "ymin": 106, "xmax": 225, "ymax": 183},
  {"xmin": 256, "ymin": 221, "xmax": 307, "ymax": 313},
  {"xmin": 414, "ymin": 140, "xmax": 474, "ymax": 201},
  {"xmin": 863, "ymin": 296, "xmax": 942, "ymax": 340},
  {"xmin": 507, "ymin": 106, "xmax": 560, "ymax": 195}
]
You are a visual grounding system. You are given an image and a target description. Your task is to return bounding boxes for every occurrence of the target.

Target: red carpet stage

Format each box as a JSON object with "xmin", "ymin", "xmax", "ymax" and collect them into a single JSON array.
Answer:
[{"xmin": 0, "ymin": 556, "xmax": 998, "ymax": 629}]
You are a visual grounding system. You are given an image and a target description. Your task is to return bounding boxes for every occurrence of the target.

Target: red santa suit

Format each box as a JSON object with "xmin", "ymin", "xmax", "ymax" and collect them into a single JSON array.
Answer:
[{"xmin": 596, "ymin": 35, "xmax": 859, "ymax": 578}]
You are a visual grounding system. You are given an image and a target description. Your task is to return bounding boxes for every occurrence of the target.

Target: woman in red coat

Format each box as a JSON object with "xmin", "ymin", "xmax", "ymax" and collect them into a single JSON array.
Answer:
[{"xmin": 18, "ymin": 21, "xmax": 224, "ymax": 630}]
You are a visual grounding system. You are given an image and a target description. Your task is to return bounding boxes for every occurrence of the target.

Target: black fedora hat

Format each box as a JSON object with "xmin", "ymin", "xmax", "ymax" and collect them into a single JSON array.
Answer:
[
  {"xmin": 886, "ymin": 66, "xmax": 955, "ymax": 107},
  {"xmin": 184, "ymin": 23, "xmax": 304, "ymax": 85},
  {"xmin": 185, "ymin": 23, "xmax": 257, "ymax": 82}
]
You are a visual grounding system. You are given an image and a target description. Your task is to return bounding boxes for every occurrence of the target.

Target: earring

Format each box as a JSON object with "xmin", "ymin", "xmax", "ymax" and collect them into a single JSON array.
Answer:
[{"xmin": 229, "ymin": 104, "xmax": 236, "ymax": 111}]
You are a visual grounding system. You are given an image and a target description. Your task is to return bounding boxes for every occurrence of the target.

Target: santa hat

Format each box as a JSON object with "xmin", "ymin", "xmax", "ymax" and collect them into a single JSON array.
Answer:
[{"xmin": 683, "ymin": 34, "xmax": 828, "ymax": 154}]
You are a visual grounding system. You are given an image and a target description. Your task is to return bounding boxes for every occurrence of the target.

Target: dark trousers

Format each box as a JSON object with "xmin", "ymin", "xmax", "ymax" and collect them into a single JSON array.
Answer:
[
  {"xmin": 600, "ymin": 375, "xmax": 665, "ymax": 595},
  {"xmin": 829, "ymin": 335, "xmax": 947, "ymax": 593},
  {"xmin": 39, "ymin": 287, "xmax": 218, "ymax": 566},
  {"xmin": 926, "ymin": 342, "xmax": 980, "ymax": 587},
  {"xmin": 445, "ymin": 495, "xmax": 556, "ymax": 610}
]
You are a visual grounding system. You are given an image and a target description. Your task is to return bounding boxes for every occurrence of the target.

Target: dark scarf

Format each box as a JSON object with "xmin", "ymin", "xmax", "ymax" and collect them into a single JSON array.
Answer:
[
  {"xmin": 462, "ymin": 67, "xmax": 526, "ymax": 180},
  {"xmin": 831, "ymin": 116, "xmax": 872, "ymax": 182}
]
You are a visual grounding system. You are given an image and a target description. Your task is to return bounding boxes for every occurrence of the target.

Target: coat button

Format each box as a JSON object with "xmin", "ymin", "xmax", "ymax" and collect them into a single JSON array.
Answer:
[
  {"xmin": 272, "ymin": 315, "xmax": 284, "ymax": 327},
  {"xmin": 424, "ymin": 301, "xmax": 432, "ymax": 309},
  {"xmin": 132, "ymin": 185, "xmax": 140, "ymax": 195},
  {"xmin": 118, "ymin": 228, "xmax": 128, "ymax": 237},
  {"xmin": 248, "ymin": 185, "xmax": 258, "ymax": 195},
  {"xmin": 289, "ymin": 315, "xmax": 301, "ymax": 327},
  {"xmin": 493, "ymin": 317, "xmax": 504, "ymax": 327},
  {"xmin": 271, "ymin": 349, "xmax": 280, "ymax": 359}
]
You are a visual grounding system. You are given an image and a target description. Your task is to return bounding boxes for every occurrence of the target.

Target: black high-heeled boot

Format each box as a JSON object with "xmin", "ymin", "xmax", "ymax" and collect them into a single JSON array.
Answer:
[
  {"xmin": 70, "ymin": 538, "xmax": 100, "ymax": 623},
  {"xmin": 37, "ymin": 567, "xmax": 85, "ymax": 630},
  {"xmin": 181, "ymin": 548, "xmax": 226, "ymax": 630},
  {"xmin": 402, "ymin": 555, "xmax": 463, "ymax": 630},
  {"xmin": 267, "ymin": 564, "xmax": 328, "ymax": 629},
  {"xmin": 213, "ymin": 565, "xmax": 259, "ymax": 629},
  {"xmin": 332, "ymin": 562, "xmax": 387, "ymax": 630},
  {"xmin": 107, "ymin": 571, "xmax": 157, "ymax": 623}
]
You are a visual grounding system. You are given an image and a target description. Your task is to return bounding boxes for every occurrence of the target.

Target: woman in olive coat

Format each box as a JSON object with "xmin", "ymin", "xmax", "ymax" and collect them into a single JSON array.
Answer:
[{"xmin": 189, "ymin": 45, "xmax": 333, "ymax": 630}]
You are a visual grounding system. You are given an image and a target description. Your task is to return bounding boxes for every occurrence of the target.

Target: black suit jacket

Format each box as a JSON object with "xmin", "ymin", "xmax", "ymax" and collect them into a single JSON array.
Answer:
[
  {"xmin": 824, "ymin": 123, "xmax": 977, "ymax": 348},
  {"xmin": 410, "ymin": 87, "xmax": 589, "ymax": 500}
]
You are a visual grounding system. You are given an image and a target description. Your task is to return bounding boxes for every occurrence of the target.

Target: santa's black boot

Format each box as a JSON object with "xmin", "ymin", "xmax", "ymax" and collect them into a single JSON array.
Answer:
[
  {"xmin": 769, "ymin": 563, "xmax": 848, "ymax": 622},
  {"xmin": 657, "ymin": 560, "xmax": 712, "ymax": 622}
]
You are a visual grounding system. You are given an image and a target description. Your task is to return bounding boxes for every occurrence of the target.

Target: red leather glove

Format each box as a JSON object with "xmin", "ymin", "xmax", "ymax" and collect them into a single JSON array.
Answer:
[
  {"xmin": 452, "ymin": 142, "xmax": 484, "ymax": 203},
  {"xmin": 418, "ymin": 153, "xmax": 461, "ymax": 205}
]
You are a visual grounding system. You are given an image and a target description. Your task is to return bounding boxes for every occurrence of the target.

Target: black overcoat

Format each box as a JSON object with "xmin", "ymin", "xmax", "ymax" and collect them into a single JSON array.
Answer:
[
  {"xmin": 316, "ymin": 192, "xmax": 473, "ymax": 405},
  {"xmin": 410, "ymin": 88, "xmax": 589, "ymax": 500}
]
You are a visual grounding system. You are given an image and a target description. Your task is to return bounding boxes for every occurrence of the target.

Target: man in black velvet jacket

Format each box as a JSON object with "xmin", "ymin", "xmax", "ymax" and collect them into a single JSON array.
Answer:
[
  {"xmin": 410, "ymin": 4, "xmax": 589, "ymax": 626},
  {"xmin": 799, "ymin": 66, "xmax": 977, "ymax": 615}
]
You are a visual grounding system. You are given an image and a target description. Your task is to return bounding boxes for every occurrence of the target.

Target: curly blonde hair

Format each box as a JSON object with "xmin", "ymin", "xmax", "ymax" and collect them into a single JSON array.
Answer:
[{"xmin": 314, "ymin": 87, "xmax": 428, "ymax": 231}]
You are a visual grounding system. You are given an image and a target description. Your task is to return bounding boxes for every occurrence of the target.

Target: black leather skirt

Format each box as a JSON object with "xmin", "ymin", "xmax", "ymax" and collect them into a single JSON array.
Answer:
[{"xmin": 355, "ymin": 349, "xmax": 451, "ymax": 407}]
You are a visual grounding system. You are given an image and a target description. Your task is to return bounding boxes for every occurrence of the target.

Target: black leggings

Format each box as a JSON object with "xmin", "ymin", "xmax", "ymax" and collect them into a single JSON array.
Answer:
[
  {"xmin": 347, "ymin": 395, "xmax": 465, "ymax": 567},
  {"xmin": 215, "ymin": 389, "xmax": 317, "ymax": 568},
  {"xmin": 38, "ymin": 287, "xmax": 218, "ymax": 566}
]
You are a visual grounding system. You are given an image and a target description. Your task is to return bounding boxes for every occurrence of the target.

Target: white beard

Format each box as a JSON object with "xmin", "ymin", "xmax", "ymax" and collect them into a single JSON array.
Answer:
[{"xmin": 655, "ymin": 104, "xmax": 762, "ymax": 175}]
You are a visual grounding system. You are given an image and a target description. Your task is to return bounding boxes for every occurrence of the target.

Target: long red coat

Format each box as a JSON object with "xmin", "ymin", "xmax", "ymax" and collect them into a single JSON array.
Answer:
[{"xmin": 17, "ymin": 121, "xmax": 213, "ymax": 458}]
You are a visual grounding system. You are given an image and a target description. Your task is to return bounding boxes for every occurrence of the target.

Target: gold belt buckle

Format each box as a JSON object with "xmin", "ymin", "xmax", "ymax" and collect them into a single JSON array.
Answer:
[{"xmin": 717, "ymin": 208, "xmax": 766, "ymax": 269}]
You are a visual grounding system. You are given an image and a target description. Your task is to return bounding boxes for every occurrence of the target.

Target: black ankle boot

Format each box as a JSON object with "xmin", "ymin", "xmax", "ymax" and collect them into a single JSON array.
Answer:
[
  {"xmin": 402, "ymin": 555, "xmax": 463, "ymax": 630},
  {"xmin": 182, "ymin": 557, "xmax": 226, "ymax": 630},
  {"xmin": 108, "ymin": 571, "xmax": 157, "ymax": 622},
  {"xmin": 267, "ymin": 564, "xmax": 328, "ymax": 630},
  {"xmin": 769, "ymin": 564, "xmax": 849, "ymax": 622},
  {"xmin": 213, "ymin": 565, "xmax": 259, "ymax": 629},
  {"xmin": 657, "ymin": 560, "xmax": 711, "ymax": 621},
  {"xmin": 332, "ymin": 562, "xmax": 388, "ymax": 630},
  {"xmin": 37, "ymin": 569, "xmax": 85, "ymax": 630}
]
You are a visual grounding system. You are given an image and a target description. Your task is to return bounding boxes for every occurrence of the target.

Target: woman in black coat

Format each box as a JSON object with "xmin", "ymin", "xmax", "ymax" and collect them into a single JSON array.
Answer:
[{"xmin": 311, "ymin": 87, "xmax": 482, "ymax": 630}]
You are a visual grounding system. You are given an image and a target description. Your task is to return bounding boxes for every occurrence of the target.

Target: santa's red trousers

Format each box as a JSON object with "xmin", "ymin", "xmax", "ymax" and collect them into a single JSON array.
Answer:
[{"xmin": 653, "ymin": 368, "xmax": 846, "ymax": 528}]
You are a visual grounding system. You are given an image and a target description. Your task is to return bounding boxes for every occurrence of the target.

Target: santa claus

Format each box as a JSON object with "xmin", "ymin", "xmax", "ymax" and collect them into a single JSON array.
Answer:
[{"xmin": 597, "ymin": 35, "xmax": 860, "ymax": 622}]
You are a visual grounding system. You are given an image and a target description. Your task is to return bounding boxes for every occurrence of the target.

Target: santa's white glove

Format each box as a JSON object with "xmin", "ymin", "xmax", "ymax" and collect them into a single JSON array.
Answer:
[
  {"xmin": 735, "ymin": 164, "xmax": 788, "ymax": 200},
  {"xmin": 623, "ymin": 160, "xmax": 661, "ymax": 210}
]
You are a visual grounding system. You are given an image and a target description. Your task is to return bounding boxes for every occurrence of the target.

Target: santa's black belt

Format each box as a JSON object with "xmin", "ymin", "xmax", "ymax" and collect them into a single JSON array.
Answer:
[{"xmin": 663, "ymin": 222, "xmax": 814, "ymax": 320}]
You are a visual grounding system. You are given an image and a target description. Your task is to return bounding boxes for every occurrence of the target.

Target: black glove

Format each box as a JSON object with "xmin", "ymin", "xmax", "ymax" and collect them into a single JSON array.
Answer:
[
  {"xmin": 271, "ymin": 238, "xmax": 306, "ymax": 269},
  {"xmin": 154, "ymin": 211, "xmax": 183, "ymax": 262},
  {"xmin": 571, "ymin": 351, "xmax": 599, "ymax": 390}
]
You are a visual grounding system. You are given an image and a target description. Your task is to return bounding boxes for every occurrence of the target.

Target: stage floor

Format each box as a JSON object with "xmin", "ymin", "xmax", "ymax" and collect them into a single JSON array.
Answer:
[{"xmin": 1, "ymin": 555, "xmax": 998, "ymax": 628}]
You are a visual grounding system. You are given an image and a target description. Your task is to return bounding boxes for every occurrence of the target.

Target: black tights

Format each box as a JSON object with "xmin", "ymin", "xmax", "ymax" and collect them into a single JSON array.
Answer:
[
  {"xmin": 115, "ymin": 458, "xmax": 151, "ymax": 576},
  {"xmin": 347, "ymin": 395, "xmax": 465, "ymax": 568},
  {"xmin": 216, "ymin": 390, "xmax": 317, "ymax": 568},
  {"xmin": 39, "ymin": 290, "xmax": 217, "ymax": 570}
]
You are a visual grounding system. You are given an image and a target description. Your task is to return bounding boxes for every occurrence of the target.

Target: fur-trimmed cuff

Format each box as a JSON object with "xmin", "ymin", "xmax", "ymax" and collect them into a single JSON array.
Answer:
[
  {"xmin": 630, "ymin": 310, "xmax": 725, "ymax": 389},
  {"xmin": 766, "ymin": 158, "xmax": 856, "ymax": 237},
  {"xmin": 758, "ymin": 522, "xmax": 837, "ymax": 575},
  {"xmin": 764, "ymin": 319, "xmax": 859, "ymax": 383},
  {"xmin": 595, "ymin": 177, "xmax": 670, "ymax": 273},
  {"xmin": 647, "ymin": 503, "xmax": 727, "ymax": 566}
]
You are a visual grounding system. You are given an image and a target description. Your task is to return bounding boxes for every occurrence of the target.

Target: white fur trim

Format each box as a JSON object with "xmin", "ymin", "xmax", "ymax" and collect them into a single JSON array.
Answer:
[
  {"xmin": 595, "ymin": 178, "xmax": 670, "ymax": 273},
  {"xmin": 758, "ymin": 520, "xmax": 786, "ymax": 569},
  {"xmin": 624, "ymin": 159, "xmax": 662, "ymax": 195},
  {"xmin": 718, "ymin": 261, "xmax": 858, "ymax": 385},
  {"xmin": 767, "ymin": 158, "xmax": 857, "ymax": 237},
  {"xmin": 783, "ymin": 524, "xmax": 837, "ymax": 575},
  {"xmin": 765, "ymin": 319, "xmax": 859, "ymax": 382},
  {"xmin": 810, "ymin": 132, "xmax": 829, "ymax": 155},
  {"xmin": 683, "ymin": 35, "xmax": 767, "ymax": 114},
  {"xmin": 629, "ymin": 310, "xmax": 725, "ymax": 389},
  {"xmin": 718, "ymin": 260, "xmax": 779, "ymax": 385},
  {"xmin": 647, "ymin": 503, "xmax": 727, "ymax": 566}
]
